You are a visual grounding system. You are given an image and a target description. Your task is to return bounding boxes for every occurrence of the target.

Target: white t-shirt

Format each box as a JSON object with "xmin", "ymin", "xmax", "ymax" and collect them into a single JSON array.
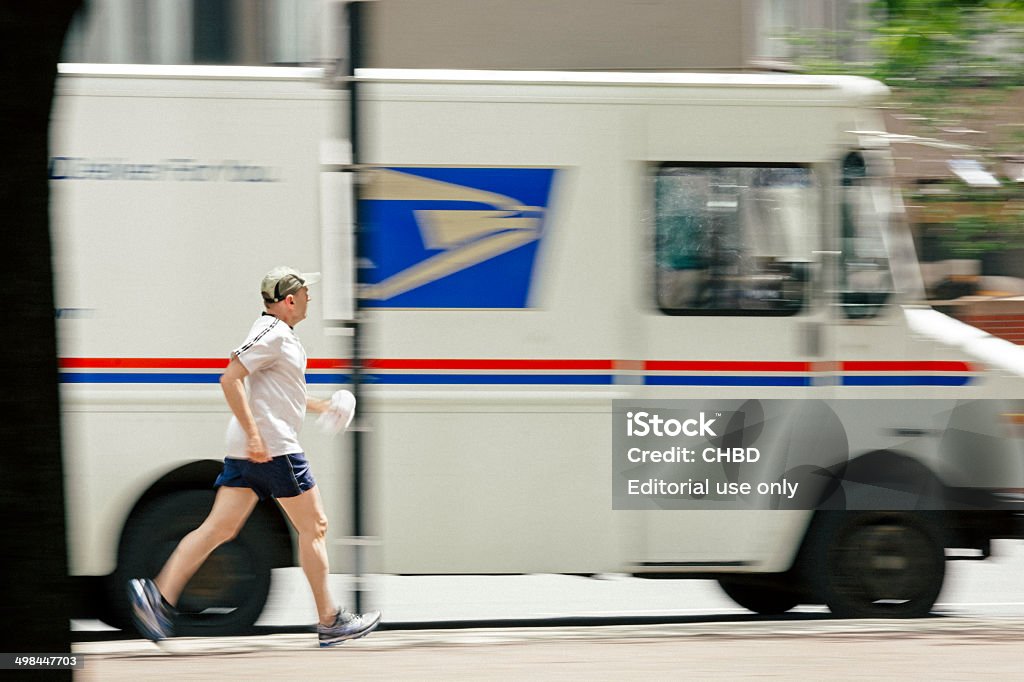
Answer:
[{"xmin": 225, "ymin": 313, "xmax": 307, "ymax": 459}]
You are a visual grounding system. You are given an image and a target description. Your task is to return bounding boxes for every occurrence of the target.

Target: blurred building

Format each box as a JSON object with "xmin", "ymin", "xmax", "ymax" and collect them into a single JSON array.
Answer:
[
  {"xmin": 62, "ymin": 0, "xmax": 874, "ymax": 71},
  {"xmin": 62, "ymin": 0, "xmax": 340, "ymax": 65}
]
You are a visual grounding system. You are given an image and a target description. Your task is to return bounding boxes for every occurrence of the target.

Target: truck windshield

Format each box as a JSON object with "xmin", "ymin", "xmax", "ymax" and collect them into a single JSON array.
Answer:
[{"xmin": 653, "ymin": 164, "xmax": 817, "ymax": 315}]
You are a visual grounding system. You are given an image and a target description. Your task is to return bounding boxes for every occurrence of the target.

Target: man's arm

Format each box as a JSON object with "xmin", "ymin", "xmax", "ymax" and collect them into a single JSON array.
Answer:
[
  {"xmin": 306, "ymin": 395, "xmax": 330, "ymax": 414},
  {"xmin": 220, "ymin": 356, "xmax": 270, "ymax": 463}
]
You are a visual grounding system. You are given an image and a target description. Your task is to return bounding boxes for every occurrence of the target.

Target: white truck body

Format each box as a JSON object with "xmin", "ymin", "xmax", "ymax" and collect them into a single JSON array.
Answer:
[{"xmin": 50, "ymin": 65, "xmax": 1024, "ymax": 629}]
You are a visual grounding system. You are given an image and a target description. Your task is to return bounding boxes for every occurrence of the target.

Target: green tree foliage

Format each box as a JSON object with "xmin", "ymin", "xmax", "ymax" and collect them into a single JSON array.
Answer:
[
  {"xmin": 791, "ymin": 0, "xmax": 1024, "ymax": 85},
  {"xmin": 871, "ymin": 0, "xmax": 1024, "ymax": 85},
  {"xmin": 790, "ymin": 1, "xmax": 1024, "ymax": 263}
]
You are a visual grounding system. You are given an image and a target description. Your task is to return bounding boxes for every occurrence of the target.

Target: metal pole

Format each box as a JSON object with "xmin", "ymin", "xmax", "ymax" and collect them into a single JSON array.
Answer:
[{"xmin": 346, "ymin": 0, "xmax": 367, "ymax": 615}]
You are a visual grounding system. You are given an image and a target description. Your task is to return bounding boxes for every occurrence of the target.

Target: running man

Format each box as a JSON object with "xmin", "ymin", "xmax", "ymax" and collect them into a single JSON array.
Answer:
[{"xmin": 128, "ymin": 266, "xmax": 380, "ymax": 647}]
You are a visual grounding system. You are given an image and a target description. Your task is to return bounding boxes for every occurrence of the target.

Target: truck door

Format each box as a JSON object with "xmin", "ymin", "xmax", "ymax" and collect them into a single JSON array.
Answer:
[
  {"xmin": 830, "ymin": 149, "xmax": 926, "ymax": 387},
  {"xmin": 632, "ymin": 162, "xmax": 828, "ymax": 572}
]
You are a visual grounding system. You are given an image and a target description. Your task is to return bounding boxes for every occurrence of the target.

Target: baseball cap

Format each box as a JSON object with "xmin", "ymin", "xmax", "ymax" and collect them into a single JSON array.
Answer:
[{"xmin": 261, "ymin": 266, "xmax": 322, "ymax": 304}]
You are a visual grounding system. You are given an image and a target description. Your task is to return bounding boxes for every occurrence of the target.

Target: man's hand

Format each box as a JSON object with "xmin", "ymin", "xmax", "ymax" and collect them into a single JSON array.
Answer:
[
  {"xmin": 246, "ymin": 431, "xmax": 271, "ymax": 463},
  {"xmin": 306, "ymin": 396, "xmax": 331, "ymax": 414},
  {"xmin": 317, "ymin": 389, "xmax": 357, "ymax": 435}
]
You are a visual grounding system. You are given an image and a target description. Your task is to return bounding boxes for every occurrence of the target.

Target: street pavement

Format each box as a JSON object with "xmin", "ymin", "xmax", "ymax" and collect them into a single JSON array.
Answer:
[{"xmin": 260, "ymin": 539, "xmax": 1024, "ymax": 625}]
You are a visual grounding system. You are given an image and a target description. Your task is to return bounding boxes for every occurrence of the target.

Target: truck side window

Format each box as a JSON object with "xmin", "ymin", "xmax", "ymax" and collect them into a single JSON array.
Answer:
[
  {"xmin": 839, "ymin": 152, "xmax": 893, "ymax": 319},
  {"xmin": 653, "ymin": 164, "xmax": 816, "ymax": 316}
]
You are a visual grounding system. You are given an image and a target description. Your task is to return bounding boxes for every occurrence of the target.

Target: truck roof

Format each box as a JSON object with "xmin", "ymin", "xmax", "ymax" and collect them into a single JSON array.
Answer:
[
  {"xmin": 56, "ymin": 63, "xmax": 888, "ymax": 106},
  {"xmin": 57, "ymin": 63, "xmax": 323, "ymax": 81},
  {"xmin": 359, "ymin": 67, "xmax": 883, "ymax": 90}
]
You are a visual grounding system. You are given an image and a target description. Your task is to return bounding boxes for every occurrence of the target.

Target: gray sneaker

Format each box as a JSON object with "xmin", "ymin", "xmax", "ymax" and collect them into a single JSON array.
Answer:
[
  {"xmin": 317, "ymin": 608, "xmax": 381, "ymax": 647},
  {"xmin": 127, "ymin": 578, "xmax": 174, "ymax": 641}
]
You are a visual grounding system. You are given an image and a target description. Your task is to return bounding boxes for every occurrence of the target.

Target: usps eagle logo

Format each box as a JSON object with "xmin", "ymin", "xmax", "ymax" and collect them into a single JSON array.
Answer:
[{"xmin": 361, "ymin": 167, "xmax": 557, "ymax": 308}]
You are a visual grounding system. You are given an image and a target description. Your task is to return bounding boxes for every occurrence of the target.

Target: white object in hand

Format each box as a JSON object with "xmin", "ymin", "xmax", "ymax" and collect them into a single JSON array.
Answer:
[{"xmin": 317, "ymin": 389, "xmax": 356, "ymax": 434}]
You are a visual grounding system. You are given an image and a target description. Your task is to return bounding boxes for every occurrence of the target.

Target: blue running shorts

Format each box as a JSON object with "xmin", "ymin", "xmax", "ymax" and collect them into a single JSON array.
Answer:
[{"xmin": 214, "ymin": 453, "xmax": 316, "ymax": 500}]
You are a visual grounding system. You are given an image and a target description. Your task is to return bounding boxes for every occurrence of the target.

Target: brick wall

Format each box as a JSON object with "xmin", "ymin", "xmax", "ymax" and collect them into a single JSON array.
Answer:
[
  {"xmin": 958, "ymin": 313, "xmax": 1024, "ymax": 344},
  {"xmin": 945, "ymin": 299, "xmax": 1024, "ymax": 344}
]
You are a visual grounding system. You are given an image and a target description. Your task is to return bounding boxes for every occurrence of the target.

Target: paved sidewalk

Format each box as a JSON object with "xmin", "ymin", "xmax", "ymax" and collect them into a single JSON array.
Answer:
[{"xmin": 75, "ymin": 618, "xmax": 1024, "ymax": 681}]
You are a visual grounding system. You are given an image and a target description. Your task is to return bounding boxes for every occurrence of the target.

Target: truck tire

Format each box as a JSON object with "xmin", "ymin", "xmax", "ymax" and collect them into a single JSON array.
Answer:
[
  {"xmin": 811, "ymin": 511, "xmax": 945, "ymax": 618},
  {"xmin": 718, "ymin": 578, "xmax": 799, "ymax": 615},
  {"xmin": 110, "ymin": 490, "xmax": 277, "ymax": 636}
]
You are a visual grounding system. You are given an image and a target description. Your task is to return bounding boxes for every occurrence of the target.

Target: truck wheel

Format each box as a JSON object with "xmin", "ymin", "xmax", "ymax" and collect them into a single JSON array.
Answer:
[
  {"xmin": 111, "ymin": 490, "xmax": 276, "ymax": 636},
  {"xmin": 812, "ymin": 511, "xmax": 945, "ymax": 618},
  {"xmin": 718, "ymin": 578, "xmax": 799, "ymax": 615}
]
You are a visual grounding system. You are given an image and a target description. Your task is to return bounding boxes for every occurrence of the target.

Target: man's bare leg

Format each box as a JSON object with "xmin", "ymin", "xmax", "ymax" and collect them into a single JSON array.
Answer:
[
  {"xmin": 276, "ymin": 485, "xmax": 335, "ymax": 625},
  {"xmin": 154, "ymin": 486, "xmax": 259, "ymax": 606}
]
